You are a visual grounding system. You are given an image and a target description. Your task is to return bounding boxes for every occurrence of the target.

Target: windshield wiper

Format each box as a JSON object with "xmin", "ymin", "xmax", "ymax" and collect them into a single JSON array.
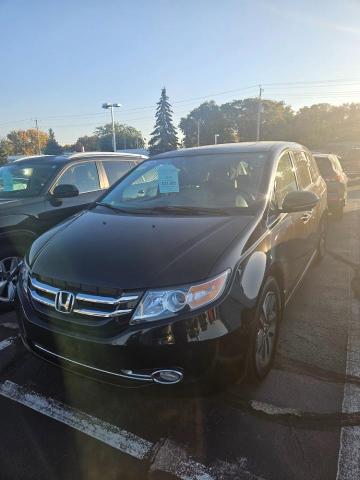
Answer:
[
  {"xmin": 96, "ymin": 202, "xmax": 126, "ymax": 212},
  {"xmin": 95, "ymin": 202, "xmax": 153, "ymax": 215}
]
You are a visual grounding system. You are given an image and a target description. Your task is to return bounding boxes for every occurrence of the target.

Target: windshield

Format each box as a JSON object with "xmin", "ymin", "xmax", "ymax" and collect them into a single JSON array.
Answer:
[
  {"xmin": 100, "ymin": 152, "xmax": 268, "ymax": 215},
  {"xmin": 0, "ymin": 163, "xmax": 60, "ymax": 198}
]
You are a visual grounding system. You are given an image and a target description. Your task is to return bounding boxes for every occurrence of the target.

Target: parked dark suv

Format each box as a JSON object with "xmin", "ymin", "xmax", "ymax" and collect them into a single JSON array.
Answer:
[
  {"xmin": 15, "ymin": 142, "xmax": 327, "ymax": 388},
  {"xmin": 0, "ymin": 152, "xmax": 146, "ymax": 309}
]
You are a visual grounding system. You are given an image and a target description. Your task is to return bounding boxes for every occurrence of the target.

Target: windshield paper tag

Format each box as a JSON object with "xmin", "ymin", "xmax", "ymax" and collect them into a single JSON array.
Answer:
[
  {"xmin": 158, "ymin": 165, "xmax": 179, "ymax": 193},
  {"xmin": 2, "ymin": 170, "xmax": 14, "ymax": 192}
]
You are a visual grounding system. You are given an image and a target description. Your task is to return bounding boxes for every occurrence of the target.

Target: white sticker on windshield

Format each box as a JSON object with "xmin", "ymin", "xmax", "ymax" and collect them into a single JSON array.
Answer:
[{"xmin": 158, "ymin": 165, "xmax": 179, "ymax": 193}]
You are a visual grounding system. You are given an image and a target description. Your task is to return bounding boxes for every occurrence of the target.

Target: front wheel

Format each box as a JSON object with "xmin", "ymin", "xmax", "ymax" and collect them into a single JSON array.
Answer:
[
  {"xmin": 0, "ymin": 249, "xmax": 22, "ymax": 313},
  {"xmin": 246, "ymin": 276, "xmax": 282, "ymax": 381}
]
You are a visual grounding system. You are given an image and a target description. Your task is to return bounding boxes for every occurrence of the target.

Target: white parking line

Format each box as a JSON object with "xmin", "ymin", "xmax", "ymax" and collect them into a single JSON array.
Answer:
[
  {"xmin": 0, "ymin": 338, "xmax": 261, "ymax": 478},
  {"xmin": 0, "ymin": 336, "xmax": 16, "ymax": 352},
  {"xmin": 0, "ymin": 378, "xmax": 154, "ymax": 458},
  {"xmin": 336, "ymin": 300, "xmax": 360, "ymax": 480},
  {"xmin": 0, "ymin": 379, "xmax": 233, "ymax": 479},
  {"xmin": 336, "ymin": 203, "xmax": 360, "ymax": 480}
]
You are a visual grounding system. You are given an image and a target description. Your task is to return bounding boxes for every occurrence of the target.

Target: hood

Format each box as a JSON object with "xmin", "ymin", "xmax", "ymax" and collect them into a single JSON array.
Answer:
[
  {"xmin": 31, "ymin": 207, "xmax": 254, "ymax": 290},
  {"xmin": 0, "ymin": 196, "xmax": 37, "ymax": 211}
]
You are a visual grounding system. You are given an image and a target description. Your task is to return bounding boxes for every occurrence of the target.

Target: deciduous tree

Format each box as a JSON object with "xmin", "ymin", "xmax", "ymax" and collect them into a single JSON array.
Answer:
[
  {"xmin": 0, "ymin": 140, "xmax": 13, "ymax": 164},
  {"xmin": 95, "ymin": 124, "xmax": 145, "ymax": 151},
  {"xmin": 6, "ymin": 129, "xmax": 48, "ymax": 155},
  {"xmin": 179, "ymin": 101, "xmax": 237, "ymax": 147}
]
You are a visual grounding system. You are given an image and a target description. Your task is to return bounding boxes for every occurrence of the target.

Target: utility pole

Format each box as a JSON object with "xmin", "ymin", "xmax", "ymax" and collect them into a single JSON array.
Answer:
[
  {"xmin": 35, "ymin": 119, "xmax": 41, "ymax": 154},
  {"xmin": 256, "ymin": 85, "xmax": 264, "ymax": 141}
]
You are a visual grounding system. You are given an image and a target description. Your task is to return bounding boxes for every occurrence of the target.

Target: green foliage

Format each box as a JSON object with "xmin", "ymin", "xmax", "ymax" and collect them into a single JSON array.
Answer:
[
  {"xmin": 179, "ymin": 101, "xmax": 238, "ymax": 147},
  {"xmin": 148, "ymin": 88, "xmax": 178, "ymax": 156},
  {"xmin": 0, "ymin": 139, "xmax": 13, "ymax": 163},
  {"xmin": 222, "ymin": 98, "xmax": 294, "ymax": 141},
  {"xmin": 290, "ymin": 103, "xmax": 360, "ymax": 149},
  {"xmin": 44, "ymin": 129, "xmax": 63, "ymax": 155},
  {"xmin": 95, "ymin": 123, "xmax": 145, "ymax": 151},
  {"xmin": 72, "ymin": 123, "xmax": 144, "ymax": 152}
]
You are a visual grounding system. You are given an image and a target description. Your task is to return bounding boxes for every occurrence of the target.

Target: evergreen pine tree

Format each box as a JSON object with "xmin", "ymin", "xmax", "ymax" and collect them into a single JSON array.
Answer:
[
  {"xmin": 148, "ymin": 88, "xmax": 178, "ymax": 156},
  {"xmin": 44, "ymin": 129, "xmax": 63, "ymax": 155}
]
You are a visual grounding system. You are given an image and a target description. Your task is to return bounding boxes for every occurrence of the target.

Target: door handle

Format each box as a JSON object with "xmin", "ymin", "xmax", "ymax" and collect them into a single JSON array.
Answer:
[{"xmin": 300, "ymin": 211, "xmax": 312, "ymax": 223}]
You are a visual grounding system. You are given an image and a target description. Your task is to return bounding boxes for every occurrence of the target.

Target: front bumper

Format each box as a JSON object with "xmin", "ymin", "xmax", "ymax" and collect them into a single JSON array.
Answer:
[{"xmin": 16, "ymin": 281, "xmax": 249, "ymax": 386}]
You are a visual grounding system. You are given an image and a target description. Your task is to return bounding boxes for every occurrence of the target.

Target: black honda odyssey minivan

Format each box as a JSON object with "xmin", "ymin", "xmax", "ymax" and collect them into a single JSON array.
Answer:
[{"xmin": 15, "ymin": 142, "xmax": 327, "ymax": 387}]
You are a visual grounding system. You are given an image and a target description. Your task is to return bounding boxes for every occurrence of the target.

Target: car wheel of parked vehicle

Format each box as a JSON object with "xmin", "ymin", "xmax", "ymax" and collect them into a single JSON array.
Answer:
[
  {"xmin": 0, "ymin": 249, "xmax": 22, "ymax": 313},
  {"xmin": 246, "ymin": 276, "xmax": 281, "ymax": 381}
]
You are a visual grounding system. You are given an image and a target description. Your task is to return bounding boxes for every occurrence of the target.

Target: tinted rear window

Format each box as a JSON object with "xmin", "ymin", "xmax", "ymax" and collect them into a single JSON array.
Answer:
[{"xmin": 314, "ymin": 157, "xmax": 334, "ymax": 176}]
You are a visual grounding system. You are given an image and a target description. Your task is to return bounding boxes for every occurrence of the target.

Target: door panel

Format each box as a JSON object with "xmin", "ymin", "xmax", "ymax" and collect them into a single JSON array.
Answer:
[
  {"xmin": 291, "ymin": 151, "xmax": 317, "ymax": 265},
  {"xmin": 270, "ymin": 152, "xmax": 304, "ymax": 292}
]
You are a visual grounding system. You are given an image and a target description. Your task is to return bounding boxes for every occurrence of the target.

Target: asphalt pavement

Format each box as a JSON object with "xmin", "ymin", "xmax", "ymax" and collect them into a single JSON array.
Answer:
[{"xmin": 0, "ymin": 190, "xmax": 360, "ymax": 480}]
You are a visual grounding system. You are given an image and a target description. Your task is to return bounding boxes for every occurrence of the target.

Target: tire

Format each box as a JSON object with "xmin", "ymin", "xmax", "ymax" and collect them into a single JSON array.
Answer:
[
  {"xmin": 0, "ymin": 246, "xmax": 23, "ymax": 314},
  {"xmin": 246, "ymin": 276, "xmax": 282, "ymax": 382},
  {"xmin": 314, "ymin": 216, "xmax": 327, "ymax": 264},
  {"xmin": 332, "ymin": 204, "xmax": 344, "ymax": 220}
]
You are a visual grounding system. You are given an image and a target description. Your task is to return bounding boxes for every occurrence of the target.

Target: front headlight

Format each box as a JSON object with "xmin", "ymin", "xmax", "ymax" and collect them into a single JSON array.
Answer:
[{"xmin": 131, "ymin": 269, "xmax": 231, "ymax": 324}]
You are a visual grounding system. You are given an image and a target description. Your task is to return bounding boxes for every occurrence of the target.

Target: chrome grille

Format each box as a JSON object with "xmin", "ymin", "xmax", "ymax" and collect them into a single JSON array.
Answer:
[{"xmin": 29, "ymin": 277, "xmax": 140, "ymax": 320}]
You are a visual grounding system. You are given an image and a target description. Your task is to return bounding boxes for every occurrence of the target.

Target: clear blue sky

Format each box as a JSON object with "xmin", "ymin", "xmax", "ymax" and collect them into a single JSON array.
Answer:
[{"xmin": 1, "ymin": 0, "xmax": 360, "ymax": 144}]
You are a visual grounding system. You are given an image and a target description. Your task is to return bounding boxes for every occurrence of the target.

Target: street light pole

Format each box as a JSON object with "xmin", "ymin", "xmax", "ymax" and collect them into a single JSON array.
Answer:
[
  {"xmin": 102, "ymin": 103, "xmax": 121, "ymax": 152},
  {"xmin": 256, "ymin": 85, "xmax": 264, "ymax": 141},
  {"xmin": 214, "ymin": 134, "xmax": 219, "ymax": 145},
  {"xmin": 110, "ymin": 106, "xmax": 116, "ymax": 152},
  {"xmin": 35, "ymin": 119, "xmax": 41, "ymax": 154}
]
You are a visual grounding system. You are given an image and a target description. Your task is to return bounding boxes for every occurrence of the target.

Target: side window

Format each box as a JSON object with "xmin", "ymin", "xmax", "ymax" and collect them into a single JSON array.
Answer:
[
  {"xmin": 306, "ymin": 153, "xmax": 320, "ymax": 182},
  {"xmin": 274, "ymin": 152, "xmax": 298, "ymax": 208},
  {"xmin": 292, "ymin": 151, "xmax": 312, "ymax": 189},
  {"xmin": 55, "ymin": 162, "xmax": 100, "ymax": 194},
  {"xmin": 103, "ymin": 161, "xmax": 133, "ymax": 186}
]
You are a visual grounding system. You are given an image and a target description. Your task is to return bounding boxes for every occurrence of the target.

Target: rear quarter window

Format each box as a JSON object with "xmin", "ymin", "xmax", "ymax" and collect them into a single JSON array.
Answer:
[
  {"xmin": 274, "ymin": 152, "xmax": 298, "ymax": 208},
  {"xmin": 332, "ymin": 156, "xmax": 344, "ymax": 173},
  {"xmin": 307, "ymin": 153, "xmax": 320, "ymax": 182},
  {"xmin": 103, "ymin": 161, "xmax": 134, "ymax": 186},
  {"xmin": 293, "ymin": 151, "xmax": 312, "ymax": 189}
]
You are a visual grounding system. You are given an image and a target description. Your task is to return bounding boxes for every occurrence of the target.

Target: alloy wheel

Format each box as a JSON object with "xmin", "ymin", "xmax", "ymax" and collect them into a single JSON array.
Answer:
[
  {"xmin": 255, "ymin": 291, "xmax": 278, "ymax": 375},
  {"xmin": 0, "ymin": 257, "xmax": 22, "ymax": 303}
]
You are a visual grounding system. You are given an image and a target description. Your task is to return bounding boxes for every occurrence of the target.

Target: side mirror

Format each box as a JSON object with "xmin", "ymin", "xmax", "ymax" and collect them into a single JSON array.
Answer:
[
  {"xmin": 281, "ymin": 190, "xmax": 319, "ymax": 213},
  {"xmin": 53, "ymin": 184, "xmax": 79, "ymax": 199}
]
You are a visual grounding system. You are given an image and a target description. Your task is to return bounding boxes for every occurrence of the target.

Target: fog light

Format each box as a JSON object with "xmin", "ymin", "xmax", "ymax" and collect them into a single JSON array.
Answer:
[{"xmin": 152, "ymin": 369, "xmax": 183, "ymax": 385}]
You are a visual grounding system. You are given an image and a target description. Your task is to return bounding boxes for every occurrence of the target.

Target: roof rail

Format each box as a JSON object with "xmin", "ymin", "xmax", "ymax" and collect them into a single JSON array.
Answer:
[
  {"xmin": 68, "ymin": 151, "xmax": 147, "ymax": 159},
  {"xmin": 12, "ymin": 154, "xmax": 53, "ymax": 162}
]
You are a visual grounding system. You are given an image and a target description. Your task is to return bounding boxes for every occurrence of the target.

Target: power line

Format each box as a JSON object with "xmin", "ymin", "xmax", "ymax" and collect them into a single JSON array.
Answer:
[
  {"xmin": 2, "ymin": 78, "xmax": 360, "ymax": 134},
  {"xmin": 2, "ymin": 78, "xmax": 360, "ymax": 128}
]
